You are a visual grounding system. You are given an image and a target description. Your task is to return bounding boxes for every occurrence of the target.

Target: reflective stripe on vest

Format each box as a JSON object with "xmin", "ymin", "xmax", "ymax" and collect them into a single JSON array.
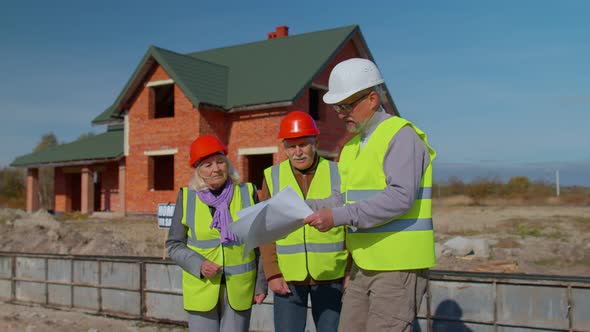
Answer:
[
  {"xmin": 275, "ymin": 241, "xmax": 345, "ymax": 254},
  {"xmin": 345, "ymin": 188, "xmax": 434, "ymax": 233},
  {"xmin": 346, "ymin": 187, "xmax": 432, "ymax": 202},
  {"xmin": 341, "ymin": 116, "xmax": 436, "ymax": 271},
  {"xmin": 350, "ymin": 218, "xmax": 433, "ymax": 233},
  {"xmin": 264, "ymin": 158, "xmax": 348, "ymax": 281},
  {"xmin": 224, "ymin": 260, "xmax": 256, "ymax": 275},
  {"xmin": 180, "ymin": 183, "xmax": 256, "ymax": 312}
]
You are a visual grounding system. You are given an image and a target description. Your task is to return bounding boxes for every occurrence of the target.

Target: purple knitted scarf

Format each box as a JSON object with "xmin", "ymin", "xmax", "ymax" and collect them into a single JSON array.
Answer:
[{"xmin": 197, "ymin": 179, "xmax": 238, "ymax": 244}]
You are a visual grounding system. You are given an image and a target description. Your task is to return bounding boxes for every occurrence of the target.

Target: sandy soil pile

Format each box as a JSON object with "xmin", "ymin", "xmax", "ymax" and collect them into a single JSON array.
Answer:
[{"xmin": 0, "ymin": 201, "xmax": 589, "ymax": 276}]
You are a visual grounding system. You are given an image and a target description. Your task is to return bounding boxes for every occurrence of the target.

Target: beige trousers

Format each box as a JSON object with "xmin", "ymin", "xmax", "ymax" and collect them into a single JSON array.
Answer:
[{"xmin": 338, "ymin": 264, "xmax": 428, "ymax": 332}]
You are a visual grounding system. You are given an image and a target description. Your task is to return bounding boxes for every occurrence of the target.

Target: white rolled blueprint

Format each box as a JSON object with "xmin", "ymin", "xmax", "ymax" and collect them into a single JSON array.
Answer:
[{"xmin": 229, "ymin": 186, "xmax": 312, "ymax": 259}]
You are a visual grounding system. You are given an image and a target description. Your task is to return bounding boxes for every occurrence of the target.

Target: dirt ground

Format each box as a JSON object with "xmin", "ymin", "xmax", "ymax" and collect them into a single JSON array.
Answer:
[
  {"xmin": 432, "ymin": 200, "xmax": 590, "ymax": 276},
  {"xmin": 0, "ymin": 200, "xmax": 589, "ymax": 331},
  {"xmin": 0, "ymin": 301, "xmax": 186, "ymax": 332},
  {"xmin": 0, "ymin": 200, "xmax": 589, "ymax": 276}
]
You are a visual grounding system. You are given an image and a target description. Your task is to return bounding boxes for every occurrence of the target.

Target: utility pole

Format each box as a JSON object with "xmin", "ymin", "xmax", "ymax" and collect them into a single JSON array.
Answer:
[{"xmin": 556, "ymin": 170, "xmax": 560, "ymax": 197}]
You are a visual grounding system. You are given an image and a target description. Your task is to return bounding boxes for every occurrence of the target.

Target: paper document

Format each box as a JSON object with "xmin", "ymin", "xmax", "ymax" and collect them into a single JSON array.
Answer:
[{"xmin": 229, "ymin": 186, "xmax": 313, "ymax": 258}]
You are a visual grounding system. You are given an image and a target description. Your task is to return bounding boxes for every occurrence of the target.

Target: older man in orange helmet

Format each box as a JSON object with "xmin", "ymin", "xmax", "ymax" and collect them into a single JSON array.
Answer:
[{"xmin": 259, "ymin": 111, "xmax": 349, "ymax": 332}]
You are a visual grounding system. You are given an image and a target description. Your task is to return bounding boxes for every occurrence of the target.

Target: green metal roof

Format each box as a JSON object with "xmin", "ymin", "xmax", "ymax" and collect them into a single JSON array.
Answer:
[
  {"xmin": 189, "ymin": 25, "xmax": 358, "ymax": 108},
  {"xmin": 93, "ymin": 25, "xmax": 359, "ymax": 124},
  {"xmin": 11, "ymin": 128, "xmax": 123, "ymax": 167}
]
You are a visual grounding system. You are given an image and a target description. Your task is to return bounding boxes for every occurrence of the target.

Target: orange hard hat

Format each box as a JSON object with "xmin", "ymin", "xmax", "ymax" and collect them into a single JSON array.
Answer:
[
  {"xmin": 278, "ymin": 111, "xmax": 320, "ymax": 139},
  {"xmin": 189, "ymin": 135, "xmax": 228, "ymax": 167}
]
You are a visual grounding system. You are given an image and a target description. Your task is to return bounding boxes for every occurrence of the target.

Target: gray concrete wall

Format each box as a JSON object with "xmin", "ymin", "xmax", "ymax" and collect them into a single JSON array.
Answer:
[{"xmin": 0, "ymin": 254, "xmax": 588, "ymax": 332}]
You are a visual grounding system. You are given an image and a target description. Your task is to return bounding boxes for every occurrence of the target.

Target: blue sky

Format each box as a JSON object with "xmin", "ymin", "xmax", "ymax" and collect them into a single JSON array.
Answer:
[{"xmin": 1, "ymin": 1, "xmax": 589, "ymax": 183}]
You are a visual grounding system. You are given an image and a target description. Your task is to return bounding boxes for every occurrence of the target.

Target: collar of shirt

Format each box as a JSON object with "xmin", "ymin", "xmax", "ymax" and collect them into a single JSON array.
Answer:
[{"xmin": 360, "ymin": 106, "xmax": 392, "ymax": 149}]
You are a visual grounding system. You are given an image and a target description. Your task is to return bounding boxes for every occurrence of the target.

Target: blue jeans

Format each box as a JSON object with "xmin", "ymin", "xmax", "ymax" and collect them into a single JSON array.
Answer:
[{"xmin": 274, "ymin": 282, "xmax": 343, "ymax": 332}]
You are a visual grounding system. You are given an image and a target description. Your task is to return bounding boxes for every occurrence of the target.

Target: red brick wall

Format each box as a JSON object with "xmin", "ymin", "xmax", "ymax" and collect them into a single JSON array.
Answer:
[
  {"xmin": 126, "ymin": 64, "xmax": 200, "ymax": 214},
  {"xmin": 229, "ymin": 109, "xmax": 287, "ymax": 178},
  {"xmin": 54, "ymin": 168, "xmax": 67, "ymax": 212},
  {"xmin": 53, "ymin": 163, "xmax": 119, "ymax": 213},
  {"xmin": 123, "ymin": 39, "xmax": 365, "ymax": 213},
  {"xmin": 53, "ymin": 168, "xmax": 80, "ymax": 212},
  {"xmin": 99, "ymin": 162, "xmax": 120, "ymax": 212}
]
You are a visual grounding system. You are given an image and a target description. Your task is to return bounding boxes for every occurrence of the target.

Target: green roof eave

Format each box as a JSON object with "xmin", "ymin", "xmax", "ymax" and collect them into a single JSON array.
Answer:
[
  {"xmin": 10, "ymin": 129, "xmax": 124, "ymax": 168},
  {"xmin": 91, "ymin": 105, "xmax": 120, "ymax": 125}
]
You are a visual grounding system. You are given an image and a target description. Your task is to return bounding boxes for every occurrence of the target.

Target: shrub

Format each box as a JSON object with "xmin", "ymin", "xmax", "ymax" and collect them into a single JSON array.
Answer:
[
  {"xmin": 466, "ymin": 176, "xmax": 502, "ymax": 204},
  {"xmin": 505, "ymin": 176, "xmax": 531, "ymax": 195}
]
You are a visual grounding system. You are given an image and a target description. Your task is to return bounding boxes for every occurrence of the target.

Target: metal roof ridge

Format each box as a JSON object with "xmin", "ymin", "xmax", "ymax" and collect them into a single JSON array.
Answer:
[{"xmin": 187, "ymin": 24, "xmax": 358, "ymax": 56}]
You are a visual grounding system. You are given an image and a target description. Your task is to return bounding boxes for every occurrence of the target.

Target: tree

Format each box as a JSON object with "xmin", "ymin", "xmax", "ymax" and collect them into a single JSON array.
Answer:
[
  {"xmin": 466, "ymin": 176, "xmax": 502, "ymax": 204},
  {"xmin": 34, "ymin": 133, "xmax": 59, "ymax": 210},
  {"xmin": 447, "ymin": 176, "xmax": 465, "ymax": 196},
  {"xmin": 505, "ymin": 176, "xmax": 531, "ymax": 196},
  {"xmin": 76, "ymin": 132, "xmax": 96, "ymax": 141},
  {"xmin": 34, "ymin": 133, "xmax": 58, "ymax": 153},
  {"xmin": 0, "ymin": 167, "xmax": 26, "ymax": 208}
]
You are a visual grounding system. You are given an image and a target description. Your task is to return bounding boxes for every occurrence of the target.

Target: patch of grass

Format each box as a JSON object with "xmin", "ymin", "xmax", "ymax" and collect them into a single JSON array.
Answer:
[
  {"xmin": 569, "ymin": 216, "xmax": 590, "ymax": 232},
  {"xmin": 544, "ymin": 231, "xmax": 566, "ymax": 240},
  {"xmin": 55, "ymin": 212, "xmax": 90, "ymax": 222},
  {"xmin": 488, "ymin": 248, "xmax": 496, "ymax": 260},
  {"xmin": 533, "ymin": 258, "xmax": 562, "ymax": 266},
  {"xmin": 517, "ymin": 224, "xmax": 544, "ymax": 238}
]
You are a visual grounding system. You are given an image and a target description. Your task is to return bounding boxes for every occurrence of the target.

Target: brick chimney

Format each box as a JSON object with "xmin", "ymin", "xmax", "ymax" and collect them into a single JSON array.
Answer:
[{"xmin": 268, "ymin": 26, "xmax": 289, "ymax": 39}]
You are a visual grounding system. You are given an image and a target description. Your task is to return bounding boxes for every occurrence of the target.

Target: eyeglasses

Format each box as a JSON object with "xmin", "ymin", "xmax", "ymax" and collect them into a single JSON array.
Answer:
[{"xmin": 332, "ymin": 91, "xmax": 371, "ymax": 114}]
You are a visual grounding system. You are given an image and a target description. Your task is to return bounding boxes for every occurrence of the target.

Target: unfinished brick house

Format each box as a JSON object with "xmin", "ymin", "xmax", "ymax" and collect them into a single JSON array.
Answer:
[{"xmin": 12, "ymin": 25, "xmax": 398, "ymax": 215}]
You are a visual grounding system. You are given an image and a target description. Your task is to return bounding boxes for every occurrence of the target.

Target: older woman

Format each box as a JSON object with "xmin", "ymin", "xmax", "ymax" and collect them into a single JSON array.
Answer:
[{"xmin": 166, "ymin": 135, "xmax": 267, "ymax": 332}]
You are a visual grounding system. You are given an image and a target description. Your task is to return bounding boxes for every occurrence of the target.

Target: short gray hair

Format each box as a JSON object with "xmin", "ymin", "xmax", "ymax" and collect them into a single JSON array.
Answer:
[
  {"xmin": 188, "ymin": 154, "xmax": 241, "ymax": 192},
  {"xmin": 373, "ymin": 84, "xmax": 386, "ymax": 102}
]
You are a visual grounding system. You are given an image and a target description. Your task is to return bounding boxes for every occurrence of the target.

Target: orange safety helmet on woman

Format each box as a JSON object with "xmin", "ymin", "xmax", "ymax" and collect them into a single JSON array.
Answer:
[
  {"xmin": 278, "ymin": 111, "xmax": 320, "ymax": 139},
  {"xmin": 189, "ymin": 135, "xmax": 228, "ymax": 167}
]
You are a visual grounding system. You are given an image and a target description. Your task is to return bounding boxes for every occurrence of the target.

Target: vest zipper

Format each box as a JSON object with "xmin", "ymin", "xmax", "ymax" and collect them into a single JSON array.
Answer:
[{"xmin": 301, "ymin": 173, "xmax": 310, "ymax": 278}]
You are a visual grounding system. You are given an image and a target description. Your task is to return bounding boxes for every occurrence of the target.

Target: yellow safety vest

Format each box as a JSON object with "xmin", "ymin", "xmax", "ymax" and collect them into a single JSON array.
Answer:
[
  {"xmin": 264, "ymin": 158, "xmax": 348, "ymax": 281},
  {"xmin": 180, "ymin": 183, "xmax": 256, "ymax": 311},
  {"xmin": 339, "ymin": 117, "xmax": 436, "ymax": 271}
]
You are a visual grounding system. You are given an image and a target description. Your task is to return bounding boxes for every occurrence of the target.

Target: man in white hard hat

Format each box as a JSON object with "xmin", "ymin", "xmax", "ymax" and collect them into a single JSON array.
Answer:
[{"xmin": 304, "ymin": 58, "xmax": 437, "ymax": 332}]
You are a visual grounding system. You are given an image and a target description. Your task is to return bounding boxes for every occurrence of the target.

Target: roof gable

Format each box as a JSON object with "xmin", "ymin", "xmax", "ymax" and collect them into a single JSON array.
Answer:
[
  {"xmin": 154, "ymin": 47, "xmax": 228, "ymax": 107},
  {"xmin": 94, "ymin": 25, "xmax": 361, "ymax": 124},
  {"xmin": 92, "ymin": 46, "xmax": 229, "ymax": 124}
]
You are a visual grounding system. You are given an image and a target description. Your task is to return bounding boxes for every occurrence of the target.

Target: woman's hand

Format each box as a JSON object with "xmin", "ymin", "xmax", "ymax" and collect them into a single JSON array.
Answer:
[
  {"xmin": 201, "ymin": 260, "xmax": 222, "ymax": 278},
  {"xmin": 253, "ymin": 293, "xmax": 266, "ymax": 304}
]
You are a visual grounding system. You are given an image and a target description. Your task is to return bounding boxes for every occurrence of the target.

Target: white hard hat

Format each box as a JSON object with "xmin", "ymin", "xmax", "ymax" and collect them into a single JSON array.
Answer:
[{"xmin": 323, "ymin": 58, "xmax": 385, "ymax": 104}]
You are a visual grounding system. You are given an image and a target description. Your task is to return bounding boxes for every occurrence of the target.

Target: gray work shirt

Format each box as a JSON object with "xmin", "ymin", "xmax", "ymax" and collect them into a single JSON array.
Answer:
[
  {"xmin": 166, "ymin": 187, "xmax": 267, "ymax": 294},
  {"xmin": 308, "ymin": 107, "xmax": 431, "ymax": 229}
]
